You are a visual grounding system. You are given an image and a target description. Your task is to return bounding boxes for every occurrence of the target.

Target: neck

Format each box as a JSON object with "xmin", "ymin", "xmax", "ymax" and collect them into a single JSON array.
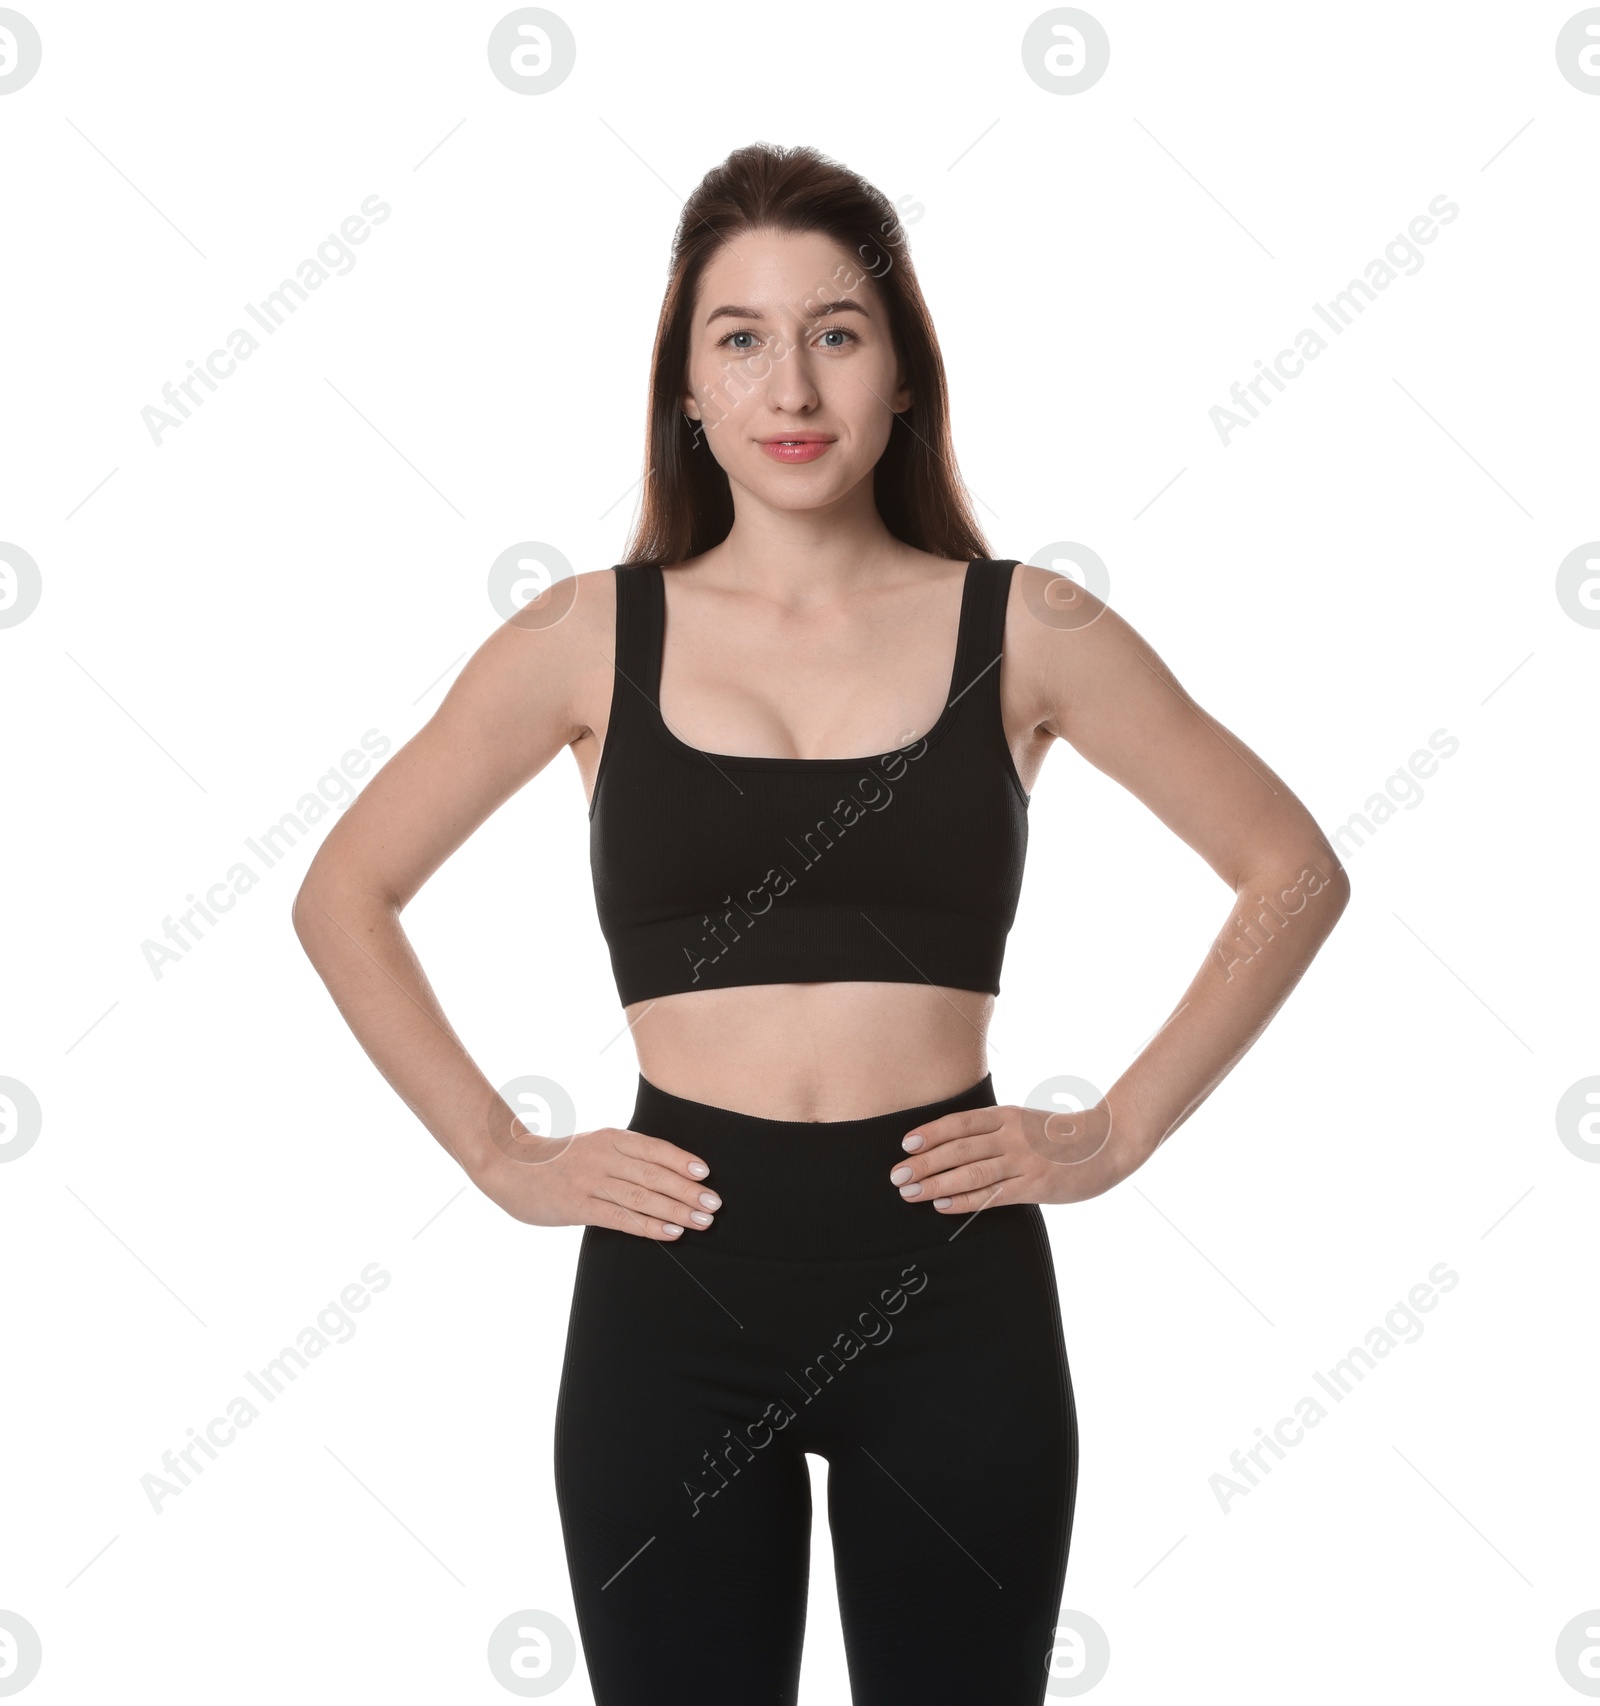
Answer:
[{"xmin": 702, "ymin": 480, "xmax": 915, "ymax": 604}]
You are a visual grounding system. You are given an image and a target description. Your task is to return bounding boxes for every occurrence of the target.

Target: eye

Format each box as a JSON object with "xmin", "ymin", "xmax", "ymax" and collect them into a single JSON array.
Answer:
[
  {"xmin": 817, "ymin": 327, "xmax": 859, "ymax": 348},
  {"xmin": 717, "ymin": 329, "xmax": 760, "ymax": 351}
]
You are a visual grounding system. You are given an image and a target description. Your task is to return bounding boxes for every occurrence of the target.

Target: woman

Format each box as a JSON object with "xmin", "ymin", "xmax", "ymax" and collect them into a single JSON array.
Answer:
[{"xmin": 294, "ymin": 142, "xmax": 1350, "ymax": 1704}]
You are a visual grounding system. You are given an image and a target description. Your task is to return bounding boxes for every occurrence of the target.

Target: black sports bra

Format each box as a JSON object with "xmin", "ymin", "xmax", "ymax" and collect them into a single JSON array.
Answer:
[{"xmin": 588, "ymin": 558, "xmax": 1030, "ymax": 1007}]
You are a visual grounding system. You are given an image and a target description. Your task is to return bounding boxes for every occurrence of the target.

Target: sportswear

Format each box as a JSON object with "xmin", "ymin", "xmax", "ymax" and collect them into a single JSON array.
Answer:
[
  {"xmin": 588, "ymin": 559, "xmax": 1031, "ymax": 1006},
  {"xmin": 554, "ymin": 1069, "xmax": 1078, "ymax": 1705}
]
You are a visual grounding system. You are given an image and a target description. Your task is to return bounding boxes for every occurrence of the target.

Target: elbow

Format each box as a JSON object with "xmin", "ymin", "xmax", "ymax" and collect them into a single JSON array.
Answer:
[
  {"xmin": 1239, "ymin": 839, "xmax": 1351, "ymax": 931},
  {"xmin": 1318, "ymin": 862, "xmax": 1352, "ymax": 937},
  {"xmin": 1309, "ymin": 833, "xmax": 1352, "ymax": 912},
  {"xmin": 290, "ymin": 846, "xmax": 352, "ymax": 953},
  {"xmin": 290, "ymin": 869, "xmax": 325, "ymax": 955},
  {"xmin": 291, "ymin": 850, "xmax": 399, "ymax": 957},
  {"xmin": 1291, "ymin": 839, "xmax": 1351, "ymax": 932}
]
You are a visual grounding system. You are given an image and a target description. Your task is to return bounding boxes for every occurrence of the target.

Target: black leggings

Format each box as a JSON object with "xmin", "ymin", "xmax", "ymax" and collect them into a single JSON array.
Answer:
[{"xmin": 553, "ymin": 1072, "xmax": 1079, "ymax": 1705}]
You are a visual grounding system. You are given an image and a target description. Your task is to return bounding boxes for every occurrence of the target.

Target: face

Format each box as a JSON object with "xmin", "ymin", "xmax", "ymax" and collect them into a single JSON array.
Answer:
[{"xmin": 680, "ymin": 226, "xmax": 911, "ymax": 517}]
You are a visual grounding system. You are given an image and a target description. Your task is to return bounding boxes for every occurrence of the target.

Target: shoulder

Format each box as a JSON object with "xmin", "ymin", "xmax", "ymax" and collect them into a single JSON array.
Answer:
[
  {"xmin": 998, "ymin": 557, "xmax": 1153, "ymax": 740},
  {"xmin": 451, "ymin": 564, "xmax": 623, "ymax": 744},
  {"xmin": 998, "ymin": 557, "xmax": 1216, "ymax": 756},
  {"xmin": 492, "ymin": 561, "xmax": 621, "ymax": 662},
  {"xmin": 995, "ymin": 556, "xmax": 1102, "ymax": 665}
]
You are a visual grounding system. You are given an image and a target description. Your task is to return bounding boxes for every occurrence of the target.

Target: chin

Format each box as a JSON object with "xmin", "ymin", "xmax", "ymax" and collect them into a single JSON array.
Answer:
[
  {"xmin": 755, "ymin": 480, "xmax": 855, "ymax": 514},
  {"xmin": 739, "ymin": 457, "xmax": 862, "ymax": 501}
]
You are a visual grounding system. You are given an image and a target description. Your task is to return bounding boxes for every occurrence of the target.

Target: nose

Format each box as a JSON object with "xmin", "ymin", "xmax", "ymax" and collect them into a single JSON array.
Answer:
[{"xmin": 755, "ymin": 327, "xmax": 820, "ymax": 418}]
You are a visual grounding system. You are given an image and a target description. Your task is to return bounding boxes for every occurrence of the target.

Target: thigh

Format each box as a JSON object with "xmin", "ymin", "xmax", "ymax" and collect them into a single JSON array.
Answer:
[
  {"xmin": 554, "ymin": 1226, "xmax": 814, "ymax": 1706},
  {"xmin": 819, "ymin": 1207, "xmax": 1079, "ymax": 1706}
]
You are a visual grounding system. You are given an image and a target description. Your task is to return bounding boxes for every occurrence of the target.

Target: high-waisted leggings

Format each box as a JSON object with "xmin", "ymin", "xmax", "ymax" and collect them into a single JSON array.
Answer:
[{"xmin": 553, "ymin": 1071, "xmax": 1079, "ymax": 1705}]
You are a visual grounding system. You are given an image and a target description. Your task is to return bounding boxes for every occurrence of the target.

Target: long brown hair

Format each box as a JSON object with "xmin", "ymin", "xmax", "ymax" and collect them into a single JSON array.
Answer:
[{"xmin": 620, "ymin": 142, "xmax": 990, "ymax": 568}]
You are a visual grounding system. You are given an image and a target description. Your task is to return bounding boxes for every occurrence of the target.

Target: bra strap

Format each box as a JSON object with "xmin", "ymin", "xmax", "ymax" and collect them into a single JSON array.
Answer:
[
  {"xmin": 607, "ymin": 562, "xmax": 664, "ymax": 732},
  {"xmin": 949, "ymin": 558, "xmax": 1017, "ymax": 712}
]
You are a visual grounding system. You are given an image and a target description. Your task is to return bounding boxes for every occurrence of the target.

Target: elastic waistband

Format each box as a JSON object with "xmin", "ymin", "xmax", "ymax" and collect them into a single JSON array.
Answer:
[{"xmin": 627, "ymin": 1072, "xmax": 1001, "ymax": 1261}]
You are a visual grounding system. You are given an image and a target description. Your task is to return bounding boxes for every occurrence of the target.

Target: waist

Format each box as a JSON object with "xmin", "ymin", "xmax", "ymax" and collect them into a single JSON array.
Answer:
[
  {"xmin": 627, "ymin": 980, "xmax": 993, "ymax": 1121},
  {"xmin": 624, "ymin": 1069, "xmax": 1013, "ymax": 1260}
]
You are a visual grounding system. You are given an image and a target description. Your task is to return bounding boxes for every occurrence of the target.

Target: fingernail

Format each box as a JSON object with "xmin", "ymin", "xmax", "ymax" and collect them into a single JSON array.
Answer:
[
  {"xmin": 687, "ymin": 1162, "xmax": 709, "ymax": 1178},
  {"xmin": 664, "ymin": 1223, "xmax": 684, "ymax": 1235},
  {"xmin": 899, "ymin": 1182, "xmax": 922, "ymax": 1198},
  {"xmin": 690, "ymin": 1210, "xmax": 713, "ymax": 1225},
  {"xmin": 699, "ymin": 1192, "xmax": 721, "ymax": 1209},
  {"xmin": 889, "ymin": 1165, "xmax": 913, "ymax": 1185},
  {"xmin": 933, "ymin": 1197, "xmax": 953, "ymax": 1209},
  {"xmin": 903, "ymin": 1133, "xmax": 924, "ymax": 1151}
]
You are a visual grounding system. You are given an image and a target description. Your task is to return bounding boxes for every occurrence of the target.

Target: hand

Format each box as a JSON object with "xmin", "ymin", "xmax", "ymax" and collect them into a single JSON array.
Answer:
[
  {"xmin": 474, "ymin": 1118, "xmax": 722, "ymax": 1241},
  {"xmin": 886, "ymin": 1101, "xmax": 1123, "ymax": 1213}
]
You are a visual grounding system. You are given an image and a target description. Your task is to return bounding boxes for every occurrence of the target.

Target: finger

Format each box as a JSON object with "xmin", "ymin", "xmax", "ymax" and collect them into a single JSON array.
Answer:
[
  {"xmin": 592, "ymin": 1200, "xmax": 688, "ymax": 1240},
  {"xmin": 615, "ymin": 1155, "xmax": 722, "ymax": 1216},
  {"xmin": 593, "ymin": 1182, "xmax": 713, "ymax": 1237},
  {"xmin": 614, "ymin": 1127, "xmax": 713, "ymax": 1182},
  {"xmin": 900, "ymin": 1154, "xmax": 1011, "ymax": 1203},
  {"xmin": 888, "ymin": 1131, "xmax": 1002, "ymax": 1191},
  {"xmin": 899, "ymin": 1106, "xmax": 1006, "ymax": 1156},
  {"xmin": 930, "ymin": 1177, "xmax": 1019, "ymax": 1215}
]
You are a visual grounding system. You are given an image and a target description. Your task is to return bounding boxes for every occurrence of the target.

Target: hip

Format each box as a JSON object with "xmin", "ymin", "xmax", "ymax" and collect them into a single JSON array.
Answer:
[
  {"xmin": 557, "ymin": 1074, "xmax": 1073, "ymax": 1480},
  {"xmin": 563, "ymin": 1072, "xmax": 1066, "ymax": 1378},
  {"xmin": 621, "ymin": 1067, "xmax": 1028, "ymax": 1261}
]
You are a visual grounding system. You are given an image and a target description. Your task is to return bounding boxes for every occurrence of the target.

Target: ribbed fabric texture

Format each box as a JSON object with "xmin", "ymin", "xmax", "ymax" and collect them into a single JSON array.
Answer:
[
  {"xmin": 553, "ymin": 1069, "xmax": 1078, "ymax": 1704},
  {"xmin": 628, "ymin": 1069, "xmax": 1002, "ymax": 1259},
  {"xmin": 589, "ymin": 559, "xmax": 1031, "ymax": 1007}
]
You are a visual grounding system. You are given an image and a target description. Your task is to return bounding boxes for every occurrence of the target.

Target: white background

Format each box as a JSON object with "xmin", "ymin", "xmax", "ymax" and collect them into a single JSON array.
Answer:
[{"xmin": 3, "ymin": 1, "xmax": 1597, "ymax": 1700}]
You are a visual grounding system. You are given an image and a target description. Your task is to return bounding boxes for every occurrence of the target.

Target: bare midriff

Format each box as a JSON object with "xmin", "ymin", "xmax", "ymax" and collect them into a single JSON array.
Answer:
[{"xmin": 624, "ymin": 980, "xmax": 993, "ymax": 1123}]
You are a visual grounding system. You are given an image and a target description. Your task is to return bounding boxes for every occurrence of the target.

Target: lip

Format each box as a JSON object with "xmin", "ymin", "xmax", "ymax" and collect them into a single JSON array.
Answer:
[{"xmin": 757, "ymin": 433, "xmax": 834, "ymax": 464}]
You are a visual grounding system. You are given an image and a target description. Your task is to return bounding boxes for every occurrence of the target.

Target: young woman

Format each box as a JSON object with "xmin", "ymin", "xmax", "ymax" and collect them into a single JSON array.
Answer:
[{"xmin": 294, "ymin": 143, "xmax": 1350, "ymax": 1704}]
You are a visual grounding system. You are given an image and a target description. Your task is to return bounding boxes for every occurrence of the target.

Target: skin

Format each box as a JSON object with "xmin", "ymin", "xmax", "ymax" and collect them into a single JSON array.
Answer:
[{"xmin": 292, "ymin": 225, "xmax": 1350, "ymax": 1244}]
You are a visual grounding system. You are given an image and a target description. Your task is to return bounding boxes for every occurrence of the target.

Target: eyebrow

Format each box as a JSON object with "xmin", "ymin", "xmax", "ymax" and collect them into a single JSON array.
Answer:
[{"xmin": 703, "ymin": 298, "xmax": 872, "ymax": 326}]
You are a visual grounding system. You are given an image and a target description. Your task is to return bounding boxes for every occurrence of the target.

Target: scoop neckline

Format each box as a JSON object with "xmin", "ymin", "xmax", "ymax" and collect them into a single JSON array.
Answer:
[{"xmin": 646, "ymin": 558, "xmax": 982, "ymax": 770}]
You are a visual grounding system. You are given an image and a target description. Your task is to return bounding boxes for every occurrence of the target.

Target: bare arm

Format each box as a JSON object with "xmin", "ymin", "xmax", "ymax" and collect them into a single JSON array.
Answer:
[
  {"xmin": 1036, "ymin": 570, "xmax": 1352, "ymax": 1179},
  {"xmin": 291, "ymin": 572, "xmax": 719, "ymax": 1240},
  {"xmin": 886, "ymin": 566, "xmax": 1351, "ymax": 1213}
]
